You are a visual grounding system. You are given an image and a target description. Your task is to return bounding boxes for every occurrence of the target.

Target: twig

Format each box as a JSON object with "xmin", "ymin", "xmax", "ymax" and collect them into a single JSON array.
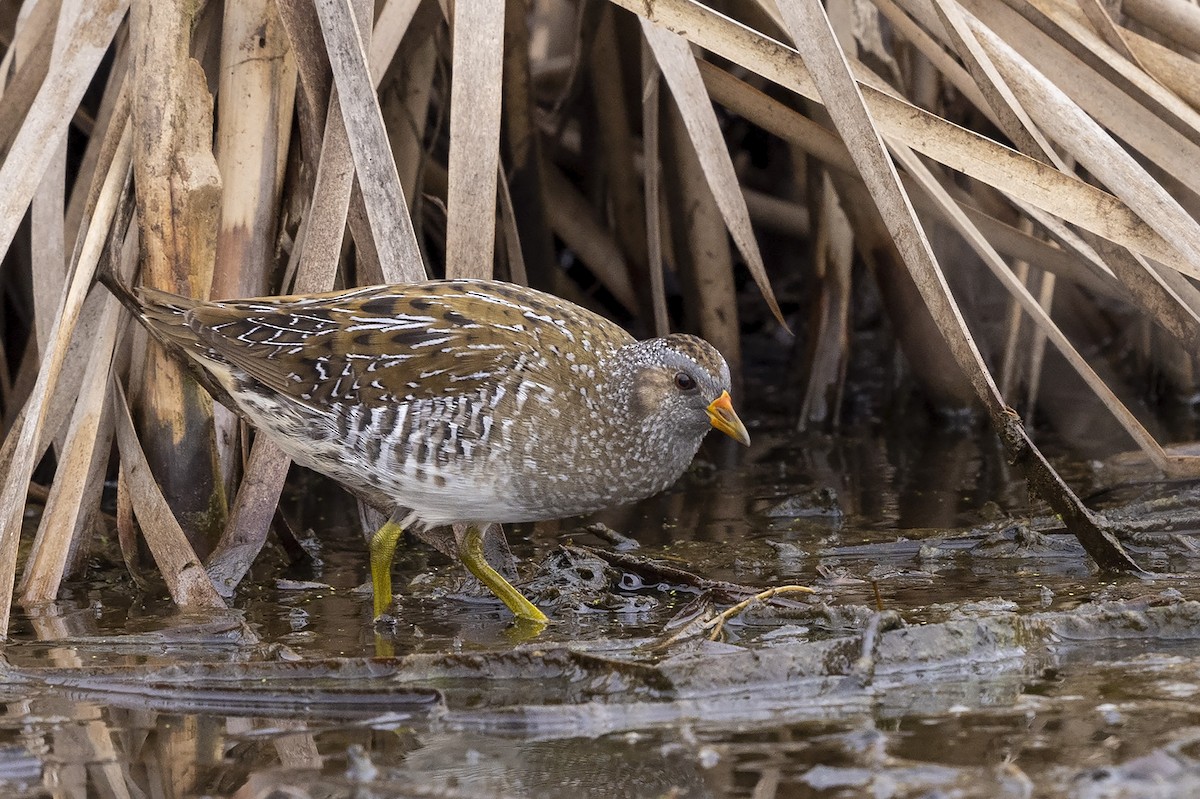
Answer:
[{"xmin": 703, "ymin": 585, "xmax": 815, "ymax": 641}]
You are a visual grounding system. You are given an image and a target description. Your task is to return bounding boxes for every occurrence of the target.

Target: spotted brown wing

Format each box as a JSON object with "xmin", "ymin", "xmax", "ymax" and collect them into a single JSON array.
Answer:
[{"xmin": 184, "ymin": 281, "xmax": 630, "ymax": 412}]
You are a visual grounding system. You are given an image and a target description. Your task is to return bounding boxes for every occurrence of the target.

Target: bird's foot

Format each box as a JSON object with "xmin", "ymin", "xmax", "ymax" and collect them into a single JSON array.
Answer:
[
  {"xmin": 459, "ymin": 525, "xmax": 550, "ymax": 627},
  {"xmin": 373, "ymin": 632, "xmax": 396, "ymax": 659},
  {"xmin": 369, "ymin": 518, "xmax": 406, "ymax": 621}
]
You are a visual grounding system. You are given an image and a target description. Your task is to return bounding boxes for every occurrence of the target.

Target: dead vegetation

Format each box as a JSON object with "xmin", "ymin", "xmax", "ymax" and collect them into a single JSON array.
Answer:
[{"xmin": 0, "ymin": 0, "xmax": 1199, "ymax": 635}]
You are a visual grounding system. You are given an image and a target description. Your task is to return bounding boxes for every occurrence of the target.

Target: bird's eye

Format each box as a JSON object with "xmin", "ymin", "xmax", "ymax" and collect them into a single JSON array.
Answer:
[{"xmin": 674, "ymin": 371, "xmax": 697, "ymax": 391}]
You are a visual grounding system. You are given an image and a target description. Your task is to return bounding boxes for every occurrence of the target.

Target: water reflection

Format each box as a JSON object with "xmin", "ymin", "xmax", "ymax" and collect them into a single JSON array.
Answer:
[{"xmin": 3, "ymin": 424, "xmax": 1200, "ymax": 797}]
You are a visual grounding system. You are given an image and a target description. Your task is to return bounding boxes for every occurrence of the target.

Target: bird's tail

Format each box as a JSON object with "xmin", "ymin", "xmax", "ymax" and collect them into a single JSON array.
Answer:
[
  {"xmin": 132, "ymin": 286, "xmax": 206, "ymax": 352},
  {"xmin": 97, "ymin": 266, "xmax": 207, "ymax": 353},
  {"xmin": 96, "ymin": 265, "xmax": 144, "ymax": 321},
  {"xmin": 96, "ymin": 266, "xmax": 241, "ymax": 406},
  {"xmin": 91, "ymin": 184, "xmax": 239, "ymax": 406}
]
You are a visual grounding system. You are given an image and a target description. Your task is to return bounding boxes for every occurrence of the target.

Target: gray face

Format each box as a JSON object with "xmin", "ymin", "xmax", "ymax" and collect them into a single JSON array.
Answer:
[{"xmin": 621, "ymin": 333, "xmax": 733, "ymax": 448}]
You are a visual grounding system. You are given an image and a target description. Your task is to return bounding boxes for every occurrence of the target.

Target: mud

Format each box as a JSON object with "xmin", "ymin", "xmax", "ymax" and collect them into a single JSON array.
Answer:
[{"xmin": 3, "ymin": 424, "xmax": 1200, "ymax": 798}]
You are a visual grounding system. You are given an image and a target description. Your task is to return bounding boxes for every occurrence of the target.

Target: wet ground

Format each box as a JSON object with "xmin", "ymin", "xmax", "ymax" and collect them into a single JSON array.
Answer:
[{"xmin": 4, "ymin": 415, "xmax": 1200, "ymax": 798}]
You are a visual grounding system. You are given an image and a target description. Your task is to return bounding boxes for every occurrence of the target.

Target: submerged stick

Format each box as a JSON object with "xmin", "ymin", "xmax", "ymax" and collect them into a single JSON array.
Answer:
[{"xmin": 704, "ymin": 585, "xmax": 816, "ymax": 641}]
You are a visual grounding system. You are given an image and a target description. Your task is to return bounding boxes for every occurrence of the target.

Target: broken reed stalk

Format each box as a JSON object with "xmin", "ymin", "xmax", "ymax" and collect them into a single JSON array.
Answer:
[{"xmin": 129, "ymin": 0, "xmax": 225, "ymax": 558}]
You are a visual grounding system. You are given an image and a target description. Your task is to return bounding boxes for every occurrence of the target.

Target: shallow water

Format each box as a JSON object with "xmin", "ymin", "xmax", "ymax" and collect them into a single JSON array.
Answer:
[{"xmin": 4, "ymin": 419, "xmax": 1200, "ymax": 798}]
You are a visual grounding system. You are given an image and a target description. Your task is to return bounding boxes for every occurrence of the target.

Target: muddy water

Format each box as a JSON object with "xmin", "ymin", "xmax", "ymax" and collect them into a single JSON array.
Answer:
[{"xmin": 3, "ymin": 419, "xmax": 1200, "ymax": 798}]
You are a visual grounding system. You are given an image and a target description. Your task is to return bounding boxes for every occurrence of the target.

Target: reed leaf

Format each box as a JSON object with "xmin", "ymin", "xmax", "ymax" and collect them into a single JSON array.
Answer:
[
  {"xmin": 312, "ymin": 0, "xmax": 424, "ymax": 283},
  {"xmin": 445, "ymin": 0, "xmax": 503, "ymax": 279}
]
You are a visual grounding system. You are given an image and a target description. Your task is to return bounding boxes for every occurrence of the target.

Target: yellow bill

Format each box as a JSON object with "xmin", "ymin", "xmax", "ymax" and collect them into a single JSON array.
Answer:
[{"xmin": 706, "ymin": 390, "xmax": 751, "ymax": 446}]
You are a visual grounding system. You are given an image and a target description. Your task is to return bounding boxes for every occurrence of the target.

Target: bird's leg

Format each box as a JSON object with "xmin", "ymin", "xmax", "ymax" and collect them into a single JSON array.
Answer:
[
  {"xmin": 459, "ymin": 525, "xmax": 548, "ymax": 624},
  {"xmin": 369, "ymin": 517, "xmax": 406, "ymax": 620}
]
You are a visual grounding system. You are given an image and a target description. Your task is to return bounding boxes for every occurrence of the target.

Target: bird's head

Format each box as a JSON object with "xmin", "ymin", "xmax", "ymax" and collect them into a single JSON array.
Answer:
[{"xmin": 617, "ymin": 333, "xmax": 750, "ymax": 449}]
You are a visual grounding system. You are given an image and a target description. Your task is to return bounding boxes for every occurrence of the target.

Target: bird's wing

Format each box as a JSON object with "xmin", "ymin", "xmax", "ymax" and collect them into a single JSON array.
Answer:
[{"xmin": 184, "ymin": 281, "xmax": 629, "ymax": 411}]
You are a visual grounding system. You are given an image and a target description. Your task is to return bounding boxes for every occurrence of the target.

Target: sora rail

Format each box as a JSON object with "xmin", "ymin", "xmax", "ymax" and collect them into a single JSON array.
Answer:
[{"xmin": 107, "ymin": 278, "xmax": 750, "ymax": 624}]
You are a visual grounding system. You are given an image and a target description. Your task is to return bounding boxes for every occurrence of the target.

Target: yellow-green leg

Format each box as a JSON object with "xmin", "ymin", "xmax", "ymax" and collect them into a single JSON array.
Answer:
[
  {"xmin": 369, "ymin": 518, "xmax": 406, "ymax": 620},
  {"xmin": 460, "ymin": 525, "xmax": 549, "ymax": 624}
]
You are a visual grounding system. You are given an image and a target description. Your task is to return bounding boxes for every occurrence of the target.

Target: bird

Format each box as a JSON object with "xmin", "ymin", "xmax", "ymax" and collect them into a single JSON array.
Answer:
[{"xmin": 103, "ymin": 277, "xmax": 751, "ymax": 625}]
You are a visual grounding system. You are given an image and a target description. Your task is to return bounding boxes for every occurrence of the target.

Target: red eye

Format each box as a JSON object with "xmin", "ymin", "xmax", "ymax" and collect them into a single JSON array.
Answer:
[{"xmin": 674, "ymin": 371, "xmax": 697, "ymax": 391}]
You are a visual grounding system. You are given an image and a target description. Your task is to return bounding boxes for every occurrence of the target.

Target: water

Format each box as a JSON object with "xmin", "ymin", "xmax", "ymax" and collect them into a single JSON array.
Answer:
[{"xmin": 4, "ymin": 418, "xmax": 1200, "ymax": 798}]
